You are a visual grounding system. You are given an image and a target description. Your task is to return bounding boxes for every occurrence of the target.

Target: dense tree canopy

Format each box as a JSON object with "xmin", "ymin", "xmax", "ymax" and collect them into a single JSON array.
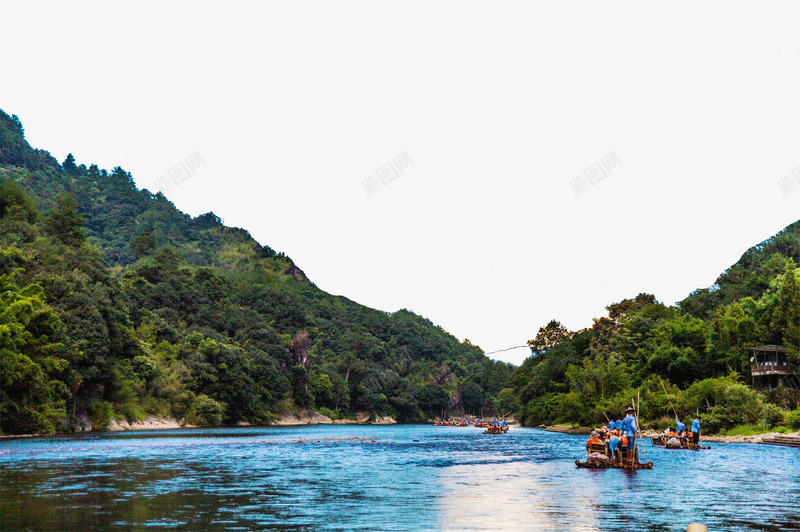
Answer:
[
  {"xmin": 513, "ymin": 263, "xmax": 800, "ymax": 431},
  {"xmin": 0, "ymin": 109, "xmax": 508, "ymax": 434}
]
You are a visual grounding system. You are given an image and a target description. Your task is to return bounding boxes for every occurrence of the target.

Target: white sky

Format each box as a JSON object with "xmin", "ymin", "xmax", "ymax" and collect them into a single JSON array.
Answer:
[{"xmin": 2, "ymin": 2, "xmax": 799, "ymax": 365}]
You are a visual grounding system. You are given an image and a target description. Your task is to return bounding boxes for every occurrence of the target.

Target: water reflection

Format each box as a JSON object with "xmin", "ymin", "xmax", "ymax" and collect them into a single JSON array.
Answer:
[{"xmin": 437, "ymin": 461, "xmax": 600, "ymax": 531}]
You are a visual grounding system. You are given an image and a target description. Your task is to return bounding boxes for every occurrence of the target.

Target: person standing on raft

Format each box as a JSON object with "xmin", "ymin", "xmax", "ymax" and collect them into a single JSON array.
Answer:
[
  {"xmin": 621, "ymin": 407, "xmax": 638, "ymax": 458},
  {"xmin": 675, "ymin": 417, "xmax": 686, "ymax": 437},
  {"xmin": 691, "ymin": 415, "xmax": 701, "ymax": 445}
]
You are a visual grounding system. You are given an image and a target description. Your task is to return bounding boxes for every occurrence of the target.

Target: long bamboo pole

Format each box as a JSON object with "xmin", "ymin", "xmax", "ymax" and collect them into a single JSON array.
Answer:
[
  {"xmin": 658, "ymin": 376, "xmax": 679, "ymax": 419},
  {"xmin": 637, "ymin": 391, "xmax": 647, "ymax": 465}
]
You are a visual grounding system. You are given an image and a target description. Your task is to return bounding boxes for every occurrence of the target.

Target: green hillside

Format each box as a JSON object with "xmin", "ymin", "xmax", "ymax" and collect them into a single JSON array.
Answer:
[
  {"xmin": 0, "ymin": 109, "xmax": 513, "ymax": 434},
  {"xmin": 511, "ymin": 224, "xmax": 800, "ymax": 434}
]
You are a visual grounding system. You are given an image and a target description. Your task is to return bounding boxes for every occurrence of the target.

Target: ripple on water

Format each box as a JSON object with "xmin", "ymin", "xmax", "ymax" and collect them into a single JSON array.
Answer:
[{"xmin": 2, "ymin": 426, "xmax": 799, "ymax": 531}]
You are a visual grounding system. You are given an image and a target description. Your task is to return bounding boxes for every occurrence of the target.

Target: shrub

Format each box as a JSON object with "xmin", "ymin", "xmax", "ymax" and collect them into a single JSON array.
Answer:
[
  {"xmin": 785, "ymin": 409, "xmax": 800, "ymax": 430},
  {"xmin": 91, "ymin": 401, "xmax": 114, "ymax": 430},
  {"xmin": 316, "ymin": 407, "xmax": 342, "ymax": 420},
  {"xmin": 187, "ymin": 395, "xmax": 225, "ymax": 426},
  {"xmin": 757, "ymin": 403, "xmax": 785, "ymax": 431}
]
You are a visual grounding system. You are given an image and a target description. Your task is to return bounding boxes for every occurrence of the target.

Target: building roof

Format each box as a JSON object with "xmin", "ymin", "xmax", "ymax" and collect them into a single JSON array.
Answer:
[{"xmin": 747, "ymin": 344, "xmax": 785, "ymax": 352}]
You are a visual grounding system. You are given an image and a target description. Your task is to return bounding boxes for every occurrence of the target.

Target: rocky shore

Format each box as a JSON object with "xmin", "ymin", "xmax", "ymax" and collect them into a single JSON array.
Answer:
[
  {"xmin": 0, "ymin": 412, "xmax": 397, "ymax": 437},
  {"xmin": 107, "ymin": 416, "xmax": 184, "ymax": 431},
  {"xmin": 270, "ymin": 410, "xmax": 397, "ymax": 426},
  {"xmin": 101, "ymin": 410, "xmax": 398, "ymax": 431},
  {"xmin": 541, "ymin": 425, "xmax": 593, "ymax": 435}
]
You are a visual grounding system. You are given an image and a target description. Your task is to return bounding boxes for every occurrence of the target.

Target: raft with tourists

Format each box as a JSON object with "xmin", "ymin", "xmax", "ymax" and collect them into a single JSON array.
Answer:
[
  {"xmin": 483, "ymin": 422, "xmax": 508, "ymax": 434},
  {"xmin": 650, "ymin": 434, "xmax": 709, "ymax": 450},
  {"xmin": 433, "ymin": 418, "xmax": 471, "ymax": 426},
  {"xmin": 652, "ymin": 377, "xmax": 709, "ymax": 449},
  {"xmin": 576, "ymin": 403, "xmax": 653, "ymax": 470}
]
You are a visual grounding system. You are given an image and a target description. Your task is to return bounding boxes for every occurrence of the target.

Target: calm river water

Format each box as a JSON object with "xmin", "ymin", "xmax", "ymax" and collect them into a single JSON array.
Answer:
[{"xmin": 1, "ymin": 425, "xmax": 798, "ymax": 531}]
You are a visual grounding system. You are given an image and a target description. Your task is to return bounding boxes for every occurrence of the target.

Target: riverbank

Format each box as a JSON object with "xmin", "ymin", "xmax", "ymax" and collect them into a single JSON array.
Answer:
[
  {"xmin": 0, "ymin": 410, "xmax": 398, "ymax": 438},
  {"xmin": 541, "ymin": 424, "xmax": 592, "ymax": 435},
  {"xmin": 270, "ymin": 410, "xmax": 397, "ymax": 426},
  {"xmin": 107, "ymin": 416, "xmax": 185, "ymax": 431}
]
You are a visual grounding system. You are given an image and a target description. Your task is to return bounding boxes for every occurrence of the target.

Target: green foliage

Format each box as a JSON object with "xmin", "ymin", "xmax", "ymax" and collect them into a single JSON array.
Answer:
[
  {"xmin": 187, "ymin": 395, "xmax": 225, "ymax": 426},
  {"xmin": 9, "ymin": 109, "xmax": 795, "ymax": 436},
  {"xmin": 770, "ymin": 264, "xmax": 800, "ymax": 357},
  {"xmin": 90, "ymin": 401, "xmax": 114, "ymax": 430},
  {"xmin": 2, "ymin": 112, "xmax": 510, "ymax": 434},
  {"xmin": 0, "ymin": 273, "xmax": 69, "ymax": 434},
  {"xmin": 513, "ymin": 276, "xmax": 800, "ymax": 431},
  {"xmin": 495, "ymin": 387, "xmax": 519, "ymax": 415},
  {"xmin": 44, "ymin": 194, "xmax": 85, "ymax": 246},
  {"xmin": 679, "ymin": 376, "xmax": 785, "ymax": 433},
  {"xmin": 784, "ymin": 409, "xmax": 800, "ymax": 430}
]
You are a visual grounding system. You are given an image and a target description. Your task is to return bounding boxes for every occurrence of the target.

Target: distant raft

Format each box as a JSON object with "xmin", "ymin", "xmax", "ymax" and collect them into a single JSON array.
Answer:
[
  {"xmin": 650, "ymin": 435, "xmax": 710, "ymax": 450},
  {"xmin": 483, "ymin": 424, "xmax": 509, "ymax": 434}
]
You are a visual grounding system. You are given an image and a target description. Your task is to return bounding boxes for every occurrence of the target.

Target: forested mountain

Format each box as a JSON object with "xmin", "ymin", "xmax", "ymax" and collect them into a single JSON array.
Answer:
[
  {"xmin": 0, "ymin": 110, "xmax": 514, "ymax": 434},
  {"xmin": 511, "ymin": 224, "xmax": 800, "ymax": 434}
]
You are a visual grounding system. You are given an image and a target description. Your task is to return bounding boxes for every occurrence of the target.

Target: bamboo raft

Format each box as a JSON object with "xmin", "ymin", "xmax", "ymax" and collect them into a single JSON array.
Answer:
[
  {"xmin": 650, "ymin": 435, "xmax": 710, "ymax": 450},
  {"xmin": 575, "ymin": 459, "xmax": 653, "ymax": 470},
  {"xmin": 578, "ymin": 430, "xmax": 652, "ymax": 470},
  {"xmin": 483, "ymin": 425, "xmax": 509, "ymax": 434}
]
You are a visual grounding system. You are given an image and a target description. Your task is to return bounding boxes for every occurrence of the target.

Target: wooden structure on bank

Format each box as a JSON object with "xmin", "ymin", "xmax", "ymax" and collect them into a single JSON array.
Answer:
[{"xmin": 749, "ymin": 345, "xmax": 799, "ymax": 389}]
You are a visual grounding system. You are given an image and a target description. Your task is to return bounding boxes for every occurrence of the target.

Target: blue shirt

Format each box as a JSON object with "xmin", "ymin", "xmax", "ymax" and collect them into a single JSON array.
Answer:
[
  {"xmin": 692, "ymin": 419, "xmax": 701, "ymax": 433},
  {"xmin": 608, "ymin": 437, "xmax": 620, "ymax": 452},
  {"xmin": 608, "ymin": 422, "xmax": 614, "ymax": 430},
  {"xmin": 676, "ymin": 418, "xmax": 686, "ymax": 433},
  {"xmin": 622, "ymin": 414, "xmax": 637, "ymax": 437}
]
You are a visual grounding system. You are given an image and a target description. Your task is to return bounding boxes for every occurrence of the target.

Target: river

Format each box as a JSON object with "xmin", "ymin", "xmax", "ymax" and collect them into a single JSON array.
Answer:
[{"xmin": 1, "ymin": 425, "xmax": 798, "ymax": 531}]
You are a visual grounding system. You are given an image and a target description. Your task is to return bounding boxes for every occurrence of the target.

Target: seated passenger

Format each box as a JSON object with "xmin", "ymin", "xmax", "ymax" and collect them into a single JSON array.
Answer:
[
  {"xmin": 586, "ymin": 431, "xmax": 603, "ymax": 452},
  {"xmin": 608, "ymin": 433, "xmax": 620, "ymax": 454}
]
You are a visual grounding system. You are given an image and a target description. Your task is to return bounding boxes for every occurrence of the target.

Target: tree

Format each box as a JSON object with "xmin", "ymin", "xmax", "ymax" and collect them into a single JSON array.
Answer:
[
  {"xmin": 0, "ymin": 274, "xmax": 69, "ymax": 433},
  {"xmin": 0, "ymin": 179, "xmax": 38, "ymax": 222},
  {"xmin": 527, "ymin": 319, "xmax": 574, "ymax": 354},
  {"xmin": 130, "ymin": 231, "xmax": 157, "ymax": 257},
  {"xmin": 461, "ymin": 381, "xmax": 486, "ymax": 414},
  {"xmin": 62, "ymin": 153, "xmax": 77, "ymax": 175},
  {"xmin": 771, "ymin": 264, "xmax": 800, "ymax": 359},
  {"xmin": 44, "ymin": 194, "xmax": 85, "ymax": 246}
]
